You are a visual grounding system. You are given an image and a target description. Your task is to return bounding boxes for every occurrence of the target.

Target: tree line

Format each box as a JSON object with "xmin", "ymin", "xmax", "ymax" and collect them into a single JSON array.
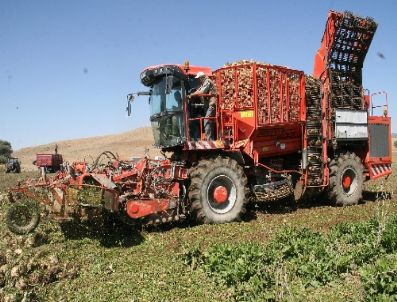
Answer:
[{"xmin": 0, "ymin": 140, "xmax": 13, "ymax": 164}]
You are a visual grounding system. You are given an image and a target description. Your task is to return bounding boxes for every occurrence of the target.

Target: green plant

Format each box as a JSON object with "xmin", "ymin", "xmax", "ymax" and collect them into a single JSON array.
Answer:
[
  {"xmin": 360, "ymin": 255, "xmax": 397, "ymax": 301},
  {"xmin": 265, "ymin": 227, "xmax": 337, "ymax": 286},
  {"xmin": 184, "ymin": 243, "xmax": 266, "ymax": 284},
  {"xmin": 185, "ymin": 214, "xmax": 397, "ymax": 301},
  {"xmin": 183, "ymin": 243, "xmax": 273, "ymax": 300},
  {"xmin": 380, "ymin": 215, "xmax": 397, "ymax": 253},
  {"xmin": 329, "ymin": 219, "xmax": 381, "ymax": 267}
]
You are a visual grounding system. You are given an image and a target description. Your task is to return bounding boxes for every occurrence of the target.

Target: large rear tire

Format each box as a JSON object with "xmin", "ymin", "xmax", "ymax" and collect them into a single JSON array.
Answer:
[
  {"xmin": 188, "ymin": 157, "xmax": 249, "ymax": 224},
  {"xmin": 328, "ymin": 152, "xmax": 364, "ymax": 206},
  {"xmin": 6, "ymin": 201, "xmax": 40, "ymax": 234}
]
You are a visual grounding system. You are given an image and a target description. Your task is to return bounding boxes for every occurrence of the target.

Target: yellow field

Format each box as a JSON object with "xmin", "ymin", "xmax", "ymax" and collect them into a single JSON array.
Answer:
[{"xmin": 13, "ymin": 126, "xmax": 158, "ymax": 171}]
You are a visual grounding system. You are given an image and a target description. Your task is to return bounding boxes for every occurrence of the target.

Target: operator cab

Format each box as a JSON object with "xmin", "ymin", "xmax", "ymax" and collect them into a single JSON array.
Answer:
[{"xmin": 139, "ymin": 64, "xmax": 212, "ymax": 149}]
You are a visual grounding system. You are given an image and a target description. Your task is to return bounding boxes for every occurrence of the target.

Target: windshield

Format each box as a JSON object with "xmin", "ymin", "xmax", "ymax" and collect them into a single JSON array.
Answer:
[
  {"xmin": 150, "ymin": 77, "xmax": 183, "ymax": 117},
  {"xmin": 149, "ymin": 77, "xmax": 185, "ymax": 147}
]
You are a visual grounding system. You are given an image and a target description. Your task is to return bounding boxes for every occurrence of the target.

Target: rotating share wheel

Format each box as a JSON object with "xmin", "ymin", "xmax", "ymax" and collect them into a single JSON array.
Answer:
[{"xmin": 6, "ymin": 200, "xmax": 41, "ymax": 235}]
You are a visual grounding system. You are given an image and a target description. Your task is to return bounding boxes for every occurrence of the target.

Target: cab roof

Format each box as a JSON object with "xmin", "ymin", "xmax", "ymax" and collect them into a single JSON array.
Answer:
[{"xmin": 142, "ymin": 64, "xmax": 212, "ymax": 77}]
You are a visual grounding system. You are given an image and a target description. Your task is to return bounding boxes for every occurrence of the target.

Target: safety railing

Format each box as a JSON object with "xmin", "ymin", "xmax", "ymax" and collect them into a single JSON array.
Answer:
[
  {"xmin": 185, "ymin": 94, "xmax": 219, "ymax": 141},
  {"xmin": 370, "ymin": 91, "xmax": 388, "ymax": 117}
]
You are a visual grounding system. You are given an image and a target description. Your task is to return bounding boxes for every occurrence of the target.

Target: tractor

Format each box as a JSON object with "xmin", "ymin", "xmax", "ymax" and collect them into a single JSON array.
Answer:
[
  {"xmin": 5, "ymin": 157, "xmax": 21, "ymax": 173},
  {"xmin": 5, "ymin": 10, "xmax": 392, "ymax": 234}
]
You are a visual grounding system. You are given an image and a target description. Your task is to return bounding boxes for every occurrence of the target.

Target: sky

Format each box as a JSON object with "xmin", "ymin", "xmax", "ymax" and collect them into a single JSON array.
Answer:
[{"xmin": 1, "ymin": 0, "xmax": 396, "ymax": 150}]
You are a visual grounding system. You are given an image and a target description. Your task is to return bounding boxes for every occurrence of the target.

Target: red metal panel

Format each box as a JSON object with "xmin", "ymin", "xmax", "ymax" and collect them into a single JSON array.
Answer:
[
  {"xmin": 36, "ymin": 154, "xmax": 53, "ymax": 166},
  {"xmin": 126, "ymin": 199, "xmax": 171, "ymax": 219},
  {"xmin": 313, "ymin": 11, "xmax": 338, "ymax": 78}
]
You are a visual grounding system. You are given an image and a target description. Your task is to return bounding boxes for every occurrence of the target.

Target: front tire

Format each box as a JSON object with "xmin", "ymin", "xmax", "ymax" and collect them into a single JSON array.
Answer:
[
  {"xmin": 328, "ymin": 152, "xmax": 364, "ymax": 206},
  {"xmin": 189, "ymin": 157, "xmax": 249, "ymax": 224},
  {"xmin": 6, "ymin": 201, "xmax": 41, "ymax": 234}
]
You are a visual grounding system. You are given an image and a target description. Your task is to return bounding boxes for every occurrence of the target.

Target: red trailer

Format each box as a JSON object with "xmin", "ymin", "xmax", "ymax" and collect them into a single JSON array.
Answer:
[{"xmin": 34, "ymin": 153, "xmax": 63, "ymax": 173}]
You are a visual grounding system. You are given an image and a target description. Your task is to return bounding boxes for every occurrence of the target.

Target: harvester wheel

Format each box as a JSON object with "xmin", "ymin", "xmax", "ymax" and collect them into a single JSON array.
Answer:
[
  {"xmin": 6, "ymin": 200, "xmax": 40, "ymax": 235},
  {"xmin": 189, "ymin": 157, "xmax": 249, "ymax": 224},
  {"xmin": 328, "ymin": 152, "xmax": 364, "ymax": 206}
]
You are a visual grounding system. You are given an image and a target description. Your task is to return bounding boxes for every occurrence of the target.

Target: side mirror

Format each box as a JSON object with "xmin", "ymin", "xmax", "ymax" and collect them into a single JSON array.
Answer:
[
  {"xmin": 126, "ymin": 100, "xmax": 132, "ymax": 116},
  {"xmin": 126, "ymin": 94, "xmax": 134, "ymax": 116},
  {"xmin": 125, "ymin": 92, "xmax": 150, "ymax": 117}
]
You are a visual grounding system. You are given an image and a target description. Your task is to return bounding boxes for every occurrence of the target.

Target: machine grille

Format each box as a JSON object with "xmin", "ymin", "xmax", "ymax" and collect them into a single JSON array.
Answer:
[{"xmin": 369, "ymin": 124, "xmax": 389, "ymax": 158}]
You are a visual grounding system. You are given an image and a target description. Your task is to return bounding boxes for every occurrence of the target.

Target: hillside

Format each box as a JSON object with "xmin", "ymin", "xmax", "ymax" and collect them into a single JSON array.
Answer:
[
  {"xmin": 14, "ymin": 127, "xmax": 157, "ymax": 171},
  {"xmin": 13, "ymin": 129, "xmax": 397, "ymax": 171}
]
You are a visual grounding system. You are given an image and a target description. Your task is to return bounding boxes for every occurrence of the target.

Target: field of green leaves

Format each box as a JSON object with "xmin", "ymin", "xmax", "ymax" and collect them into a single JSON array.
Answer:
[
  {"xmin": 185, "ymin": 213, "xmax": 397, "ymax": 301},
  {"xmin": 0, "ymin": 170, "xmax": 396, "ymax": 301}
]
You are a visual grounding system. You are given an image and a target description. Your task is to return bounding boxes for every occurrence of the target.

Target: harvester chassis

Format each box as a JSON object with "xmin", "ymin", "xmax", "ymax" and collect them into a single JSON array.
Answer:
[{"xmin": 4, "ymin": 10, "xmax": 392, "ymax": 235}]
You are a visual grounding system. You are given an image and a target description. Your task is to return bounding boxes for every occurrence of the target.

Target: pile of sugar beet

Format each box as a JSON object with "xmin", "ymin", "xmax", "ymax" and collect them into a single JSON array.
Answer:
[{"xmin": 0, "ymin": 230, "xmax": 79, "ymax": 302}]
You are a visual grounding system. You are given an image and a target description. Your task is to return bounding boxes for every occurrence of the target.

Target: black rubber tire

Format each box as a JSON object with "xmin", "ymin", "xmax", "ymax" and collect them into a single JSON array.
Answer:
[
  {"xmin": 188, "ymin": 157, "xmax": 249, "ymax": 224},
  {"xmin": 6, "ymin": 201, "xmax": 41, "ymax": 235},
  {"xmin": 328, "ymin": 152, "xmax": 364, "ymax": 206}
]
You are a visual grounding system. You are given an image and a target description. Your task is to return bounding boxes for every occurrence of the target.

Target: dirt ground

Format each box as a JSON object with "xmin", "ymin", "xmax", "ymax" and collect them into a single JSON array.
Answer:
[
  {"xmin": 0, "ymin": 141, "xmax": 395, "ymax": 301},
  {"xmin": 0, "ymin": 173, "xmax": 396, "ymax": 301}
]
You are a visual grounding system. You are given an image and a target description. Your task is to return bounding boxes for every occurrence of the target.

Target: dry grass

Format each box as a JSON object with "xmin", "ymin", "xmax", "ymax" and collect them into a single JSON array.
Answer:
[{"xmin": 13, "ymin": 127, "xmax": 158, "ymax": 171}]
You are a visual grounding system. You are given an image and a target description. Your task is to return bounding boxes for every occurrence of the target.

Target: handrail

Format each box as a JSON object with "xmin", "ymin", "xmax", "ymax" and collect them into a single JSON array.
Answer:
[{"xmin": 370, "ymin": 91, "xmax": 388, "ymax": 116}]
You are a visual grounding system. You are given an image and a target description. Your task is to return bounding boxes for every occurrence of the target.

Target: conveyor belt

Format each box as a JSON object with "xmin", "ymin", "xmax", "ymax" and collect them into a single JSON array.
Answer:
[
  {"xmin": 305, "ymin": 76, "xmax": 323, "ymax": 186},
  {"xmin": 328, "ymin": 11, "xmax": 377, "ymax": 109}
]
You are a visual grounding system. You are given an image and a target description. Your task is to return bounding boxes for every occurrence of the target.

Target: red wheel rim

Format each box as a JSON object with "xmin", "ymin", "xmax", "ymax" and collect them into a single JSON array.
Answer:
[
  {"xmin": 213, "ymin": 186, "xmax": 228, "ymax": 204},
  {"xmin": 341, "ymin": 167, "xmax": 358, "ymax": 196},
  {"xmin": 342, "ymin": 175, "xmax": 352, "ymax": 189},
  {"xmin": 207, "ymin": 175, "xmax": 237, "ymax": 214}
]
